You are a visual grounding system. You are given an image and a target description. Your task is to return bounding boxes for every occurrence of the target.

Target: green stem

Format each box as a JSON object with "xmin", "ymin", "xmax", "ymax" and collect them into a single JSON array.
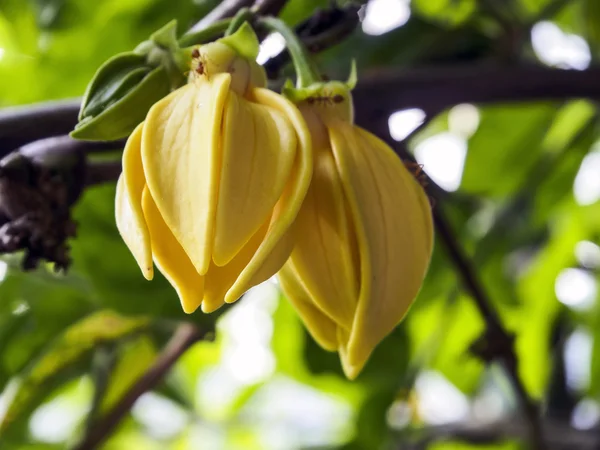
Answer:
[
  {"xmin": 225, "ymin": 8, "xmax": 253, "ymax": 36},
  {"xmin": 258, "ymin": 16, "xmax": 321, "ymax": 88},
  {"xmin": 178, "ymin": 19, "xmax": 231, "ymax": 47}
]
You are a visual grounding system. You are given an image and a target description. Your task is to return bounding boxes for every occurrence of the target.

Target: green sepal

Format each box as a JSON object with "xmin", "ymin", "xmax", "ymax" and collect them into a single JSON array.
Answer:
[
  {"xmin": 150, "ymin": 20, "xmax": 179, "ymax": 50},
  {"xmin": 77, "ymin": 52, "xmax": 147, "ymax": 121},
  {"xmin": 71, "ymin": 66, "xmax": 171, "ymax": 141},
  {"xmin": 218, "ymin": 22, "xmax": 260, "ymax": 60},
  {"xmin": 346, "ymin": 60, "xmax": 357, "ymax": 90},
  {"xmin": 282, "ymin": 62, "xmax": 358, "ymax": 102}
]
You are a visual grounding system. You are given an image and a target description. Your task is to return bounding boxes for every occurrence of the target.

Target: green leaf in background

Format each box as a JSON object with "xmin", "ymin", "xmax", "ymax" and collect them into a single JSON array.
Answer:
[
  {"xmin": 461, "ymin": 103, "xmax": 557, "ymax": 197},
  {"xmin": 429, "ymin": 440, "xmax": 521, "ymax": 450},
  {"xmin": 408, "ymin": 294, "xmax": 485, "ymax": 394},
  {"xmin": 412, "ymin": 0, "xmax": 477, "ymax": 26},
  {"xmin": 99, "ymin": 335, "xmax": 157, "ymax": 413},
  {"xmin": 0, "ymin": 310, "xmax": 149, "ymax": 435},
  {"xmin": 516, "ymin": 209, "xmax": 587, "ymax": 399}
]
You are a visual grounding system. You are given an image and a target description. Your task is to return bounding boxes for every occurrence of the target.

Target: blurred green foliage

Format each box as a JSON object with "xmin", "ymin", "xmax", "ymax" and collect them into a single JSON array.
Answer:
[{"xmin": 1, "ymin": 0, "xmax": 600, "ymax": 448}]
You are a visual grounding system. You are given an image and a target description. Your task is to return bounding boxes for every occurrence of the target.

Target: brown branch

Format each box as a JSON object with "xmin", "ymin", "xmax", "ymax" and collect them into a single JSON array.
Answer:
[
  {"xmin": 432, "ymin": 210, "xmax": 544, "ymax": 449},
  {"xmin": 404, "ymin": 418, "xmax": 596, "ymax": 450},
  {"xmin": 353, "ymin": 65, "xmax": 600, "ymax": 127},
  {"xmin": 73, "ymin": 323, "xmax": 205, "ymax": 450},
  {"xmin": 5, "ymin": 65, "xmax": 600, "ymax": 151},
  {"xmin": 85, "ymin": 160, "xmax": 122, "ymax": 187},
  {"xmin": 262, "ymin": 3, "xmax": 361, "ymax": 79},
  {"xmin": 253, "ymin": 0, "xmax": 290, "ymax": 16},
  {"xmin": 0, "ymin": 100, "xmax": 81, "ymax": 152},
  {"xmin": 186, "ymin": 0, "xmax": 255, "ymax": 34}
]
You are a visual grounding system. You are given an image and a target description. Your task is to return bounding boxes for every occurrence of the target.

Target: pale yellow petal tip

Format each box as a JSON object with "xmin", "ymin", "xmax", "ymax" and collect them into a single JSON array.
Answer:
[
  {"xmin": 201, "ymin": 299, "xmax": 224, "ymax": 314},
  {"xmin": 181, "ymin": 301, "xmax": 201, "ymax": 315},
  {"xmin": 142, "ymin": 267, "xmax": 154, "ymax": 281},
  {"xmin": 223, "ymin": 291, "xmax": 243, "ymax": 305},
  {"xmin": 340, "ymin": 355, "xmax": 364, "ymax": 381},
  {"xmin": 178, "ymin": 292, "xmax": 203, "ymax": 314}
]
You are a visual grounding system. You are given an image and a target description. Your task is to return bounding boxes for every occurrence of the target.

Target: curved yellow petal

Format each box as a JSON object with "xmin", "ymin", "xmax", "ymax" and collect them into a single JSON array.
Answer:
[
  {"xmin": 115, "ymin": 124, "xmax": 153, "ymax": 280},
  {"xmin": 285, "ymin": 142, "xmax": 359, "ymax": 330},
  {"xmin": 203, "ymin": 220, "xmax": 268, "ymax": 313},
  {"xmin": 142, "ymin": 74, "xmax": 231, "ymax": 275},
  {"xmin": 141, "ymin": 187, "xmax": 205, "ymax": 314},
  {"xmin": 212, "ymin": 91, "xmax": 297, "ymax": 267},
  {"xmin": 225, "ymin": 87, "xmax": 313, "ymax": 303},
  {"xmin": 329, "ymin": 121, "xmax": 433, "ymax": 371},
  {"xmin": 337, "ymin": 327, "xmax": 363, "ymax": 380},
  {"xmin": 279, "ymin": 263, "xmax": 338, "ymax": 352}
]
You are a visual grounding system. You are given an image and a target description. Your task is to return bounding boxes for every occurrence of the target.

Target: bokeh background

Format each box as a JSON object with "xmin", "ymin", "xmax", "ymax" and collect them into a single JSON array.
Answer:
[{"xmin": 1, "ymin": 0, "xmax": 600, "ymax": 448}]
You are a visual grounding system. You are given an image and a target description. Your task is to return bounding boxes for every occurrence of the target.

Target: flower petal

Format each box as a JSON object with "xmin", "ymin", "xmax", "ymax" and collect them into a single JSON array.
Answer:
[
  {"xmin": 115, "ymin": 123, "xmax": 153, "ymax": 280},
  {"xmin": 212, "ymin": 90, "xmax": 297, "ymax": 267},
  {"xmin": 329, "ymin": 121, "xmax": 433, "ymax": 371},
  {"xmin": 225, "ymin": 87, "xmax": 313, "ymax": 303},
  {"xmin": 141, "ymin": 187, "xmax": 205, "ymax": 314},
  {"xmin": 279, "ymin": 262, "xmax": 338, "ymax": 352},
  {"xmin": 285, "ymin": 143, "xmax": 359, "ymax": 330},
  {"xmin": 203, "ymin": 220, "xmax": 268, "ymax": 313},
  {"xmin": 142, "ymin": 75, "xmax": 231, "ymax": 275},
  {"xmin": 337, "ymin": 327, "xmax": 362, "ymax": 380}
]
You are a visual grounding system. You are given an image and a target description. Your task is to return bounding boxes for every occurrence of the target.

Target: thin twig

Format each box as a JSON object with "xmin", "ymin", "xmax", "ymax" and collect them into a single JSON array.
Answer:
[
  {"xmin": 72, "ymin": 323, "xmax": 205, "ymax": 450},
  {"xmin": 262, "ymin": 4, "xmax": 361, "ymax": 79},
  {"xmin": 384, "ymin": 123, "xmax": 545, "ymax": 449},
  {"xmin": 253, "ymin": 0, "xmax": 290, "ymax": 16}
]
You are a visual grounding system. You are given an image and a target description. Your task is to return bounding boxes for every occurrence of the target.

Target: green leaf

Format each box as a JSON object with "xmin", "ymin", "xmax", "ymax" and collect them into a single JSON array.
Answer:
[
  {"xmin": 0, "ymin": 310, "xmax": 150, "ymax": 434},
  {"xmin": 413, "ymin": 0, "xmax": 477, "ymax": 26},
  {"xmin": 408, "ymin": 294, "xmax": 485, "ymax": 394},
  {"xmin": 99, "ymin": 335, "xmax": 157, "ymax": 413},
  {"xmin": 77, "ymin": 51, "xmax": 148, "ymax": 120},
  {"xmin": 71, "ymin": 65, "xmax": 171, "ymax": 141},
  {"xmin": 461, "ymin": 103, "xmax": 558, "ymax": 197}
]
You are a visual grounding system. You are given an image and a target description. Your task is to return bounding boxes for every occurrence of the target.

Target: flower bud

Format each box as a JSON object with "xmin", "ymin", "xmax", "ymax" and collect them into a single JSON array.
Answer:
[
  {"xmin": 115, "ymin": 24, "xmax": 312, "ymax": 314},
  {"xmin": 279, "ymin": 75, "xmax": 433, "ymax": 379}
]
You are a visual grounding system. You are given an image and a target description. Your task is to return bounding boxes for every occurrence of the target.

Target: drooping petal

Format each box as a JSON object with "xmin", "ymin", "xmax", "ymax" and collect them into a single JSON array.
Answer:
[
  {"xmin": 212, "ymin": 90, "xmax": 297, "ymax": 267},
  {"xmin": 285, "ymin": 142, "xmax": 359, "ymax": 330},
  {"xmin": 337, "ymin": 327, "xmax": 361, "ymax": 380},
  {"xmin": 142, "ymin": 74, "xmax": 231, "ymax": 275},
  {"xmin": 203, "ymin": 220, "xmax": 268, "ymax": 313},
  {"xmin": 279, "ymin": 263, "xmax": 338, "ymax": 352},
  {"xmin": 225, "ymin": 87, "xmax": 313, "ymax": 304},
  {"xmin": 115, "ymin": 123, "xmax": 153, "ymax": 280},
  {"xmin": 141, "ymin": 187, "xmax": 205, "ymax": 314},
  {"xmin": 329, "ymin": 120, "xmax": 433, "ymax": 372}
]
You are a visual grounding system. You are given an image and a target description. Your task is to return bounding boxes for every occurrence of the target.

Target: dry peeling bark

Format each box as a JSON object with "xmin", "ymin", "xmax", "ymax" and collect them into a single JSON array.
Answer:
[{"xmin": 0, "ymin": 144, "xmax": 85, "ymax": 272}]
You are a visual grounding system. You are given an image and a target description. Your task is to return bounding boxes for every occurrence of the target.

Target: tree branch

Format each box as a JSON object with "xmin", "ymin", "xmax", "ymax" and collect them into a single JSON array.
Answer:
[
  {"xmin": 380, "ymin": 120, "xmax": 545, "ymax": 449},
  {"xmin": 4, "ymin": 65, "xmax": 600, "ymax": 152},
  {"xmin": 186, "ymin": 0, "xmax": 255, "ymax": 34},
  {"xmin": 73, "ymin": 323, "xmax": 205, "ymax": 450},
  {"xmin": 85, "ymin": 160, "xmax": 122, "ymax": 187},
  {"xmin": 404, "ymin": 418, "xmax": 597, "ymax": 450},
  {"xmin": 0, "ymin": 99, "xmax": 81, "ymax": 152},
  {"xmin": 262, "ymin": 3, "xmax": 361, "ymax": 79},
  {"xmin": 353, "ymin": 65, "xmax": 600, "ymax": 127}
]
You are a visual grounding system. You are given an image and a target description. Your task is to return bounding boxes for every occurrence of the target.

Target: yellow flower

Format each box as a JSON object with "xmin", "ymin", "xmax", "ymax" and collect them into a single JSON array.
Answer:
[
  {"xmin": 115, "ymin": 24, "xmax": 312, "ymax": 314},
  {"xmin": 278, "ymin": 75, "xmax": 434, "ymax": 379}
]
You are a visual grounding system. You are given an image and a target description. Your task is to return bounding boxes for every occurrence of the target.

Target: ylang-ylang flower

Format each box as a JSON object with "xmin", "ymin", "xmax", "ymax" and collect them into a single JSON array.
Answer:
[
  {"xmin": 115, "ymin": 24, "xmax": 312, "ymax": 314},
  {"xmin": 278, "ymin": 70, "xmax": 434, "ymax": 379}
]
